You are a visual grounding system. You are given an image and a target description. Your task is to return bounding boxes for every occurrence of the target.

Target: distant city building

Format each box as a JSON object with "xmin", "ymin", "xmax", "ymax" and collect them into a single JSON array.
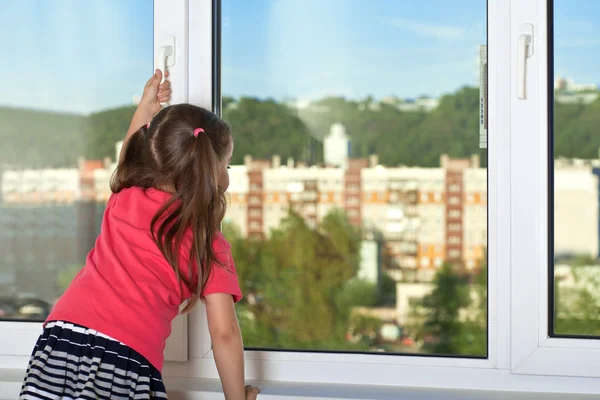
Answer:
[
  {"xmin": 2, "ymin": 136, "xmax": 600, "ymax": 301},
  {"xmin": 554, "ymin": 76, "xmax": 598, "ymax": 92},
  {"xmin": 224, "ymin": 149, "xmax": 487, "ymax": 281},
  {"xmin": 396, "ymin": 97, "xmax": 439, "ymax": 112},
  {"xmin": 554, "ymin": 76, "xmax": 599, "ymax": 104},
  {"xmin": 554, "ymin": 158, "xmax": 600, "ymax": 259},
  {"xmin": 1, "ymin": 168, "xmax": 80, "ymax": 204},
  {"xmin": 380, "ymin": 96, "xmax": 439, "ymax": 112},
  {"xmin": 324, "ymin": 123, "xmax": 351, "ymax": 169}
]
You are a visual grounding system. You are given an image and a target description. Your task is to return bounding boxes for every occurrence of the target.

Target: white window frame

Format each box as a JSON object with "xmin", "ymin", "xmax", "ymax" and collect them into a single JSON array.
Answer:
[
  {"xmin": 161, "ymin": 0, "xmax": 599, "ymax": 392},
  {"xmin": 3, "ymin": 0, "xmax": 600, "ymax": 395},
  {"xmin": 167, "ymin": 0, "xmax": 509, "ymax": 390},
  {"xmin": 0, "ymin": 0, "xmax": 190, "ymax": 370},
  {"xmin": 509, "ymin": 0, "xmax": 600, "ymax": 378}
]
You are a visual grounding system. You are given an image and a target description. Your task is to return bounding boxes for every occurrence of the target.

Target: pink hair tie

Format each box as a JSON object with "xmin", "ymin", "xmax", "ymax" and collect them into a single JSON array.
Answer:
[{"xmin": 193, "ymin": 128, "xmax": 205, "ymax": 137}]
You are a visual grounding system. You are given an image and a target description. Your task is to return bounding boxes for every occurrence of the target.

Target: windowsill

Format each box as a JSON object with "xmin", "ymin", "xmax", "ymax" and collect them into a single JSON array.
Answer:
[{"xmin": 1, "ymin": 368, "xmax": 598, "ymax": 400}]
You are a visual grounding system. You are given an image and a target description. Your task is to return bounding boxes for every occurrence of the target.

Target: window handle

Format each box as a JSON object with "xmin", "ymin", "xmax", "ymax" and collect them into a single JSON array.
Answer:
[
  {"xmin": 517, "ymin": 24, "xmax": 533, "ymax": 100},
  {"xmin": 157, "ymin": 36, "xmax": 175, "ymax": 106}
]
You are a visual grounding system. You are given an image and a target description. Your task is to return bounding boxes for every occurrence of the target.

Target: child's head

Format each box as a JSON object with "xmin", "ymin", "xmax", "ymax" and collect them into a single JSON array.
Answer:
[
  {"xmin": 112, "ymin": 104, "xmax": 233, "ymax": 310},
  {"xmin": 114, "ymin": 104, "xmax": 233, "ymax": 193}
]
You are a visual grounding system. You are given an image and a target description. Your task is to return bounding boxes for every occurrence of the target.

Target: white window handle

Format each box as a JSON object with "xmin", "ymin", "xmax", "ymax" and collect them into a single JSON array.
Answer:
[
  {"xmin": 517, "ymin": 24, "xmax": 533, "ymax": 100},
  {"xmin": 156, "ymin": 36, "xmax": 175, "ymax": 106}
]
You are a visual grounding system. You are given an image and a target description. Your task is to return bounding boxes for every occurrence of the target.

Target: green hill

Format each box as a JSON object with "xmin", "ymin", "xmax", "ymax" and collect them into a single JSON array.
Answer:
[
  {"xmin": 0, "ymin": 107, "xmax": 85, "ymax": 168},
  {"xmin": 1, "ymin": 88, "xmax": 598, "ymax": 169}
]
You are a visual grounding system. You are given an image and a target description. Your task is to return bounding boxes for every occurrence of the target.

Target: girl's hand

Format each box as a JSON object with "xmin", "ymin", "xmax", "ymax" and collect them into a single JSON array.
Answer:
[
  {"xmin": 245, "ymin": 385, "xmax": 260, "ymax": 399},
  {"xmin": 139, "ymin": 69, "xmax": 172, "ymax": 115}
]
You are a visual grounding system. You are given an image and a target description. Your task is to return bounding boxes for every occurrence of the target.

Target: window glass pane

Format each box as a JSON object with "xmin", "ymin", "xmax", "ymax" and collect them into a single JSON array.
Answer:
[
  {"xmin": 222, "ymin": 0, "xmax": 488, "ymax": 356},
  {"xmin": 552, "ymin": 0, "xmax": 600, "ymax": 337},
  {"xmin": 0, "ymin": 1, "xmax": 153, "ymax": 321}
]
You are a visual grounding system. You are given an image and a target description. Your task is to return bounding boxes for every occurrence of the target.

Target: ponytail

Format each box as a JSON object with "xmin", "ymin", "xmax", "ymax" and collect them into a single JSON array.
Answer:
[{"xmin": 150, "ymin": 127, "xmax": 228, "ymax": 313}]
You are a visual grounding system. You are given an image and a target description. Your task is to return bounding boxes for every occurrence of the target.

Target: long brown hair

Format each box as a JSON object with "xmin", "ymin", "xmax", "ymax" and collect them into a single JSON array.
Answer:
[{"xmin": 111, "ymin": 104, "xmax": 232, "ymax": 312}]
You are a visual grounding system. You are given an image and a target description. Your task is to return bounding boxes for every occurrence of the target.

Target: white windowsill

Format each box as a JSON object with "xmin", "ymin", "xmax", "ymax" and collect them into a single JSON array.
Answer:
[{"xmin": 1, "ymin": 368, "xmax": 598, "ymax": 400}]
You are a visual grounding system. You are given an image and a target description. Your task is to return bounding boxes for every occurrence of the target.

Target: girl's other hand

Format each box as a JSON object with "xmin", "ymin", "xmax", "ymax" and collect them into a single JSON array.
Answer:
[{"xmin": 245, "ymin": 385, "xmax": 260, "ymax": 399}]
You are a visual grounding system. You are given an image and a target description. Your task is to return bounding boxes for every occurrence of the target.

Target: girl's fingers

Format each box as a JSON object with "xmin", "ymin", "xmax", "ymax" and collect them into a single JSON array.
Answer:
[
  {"xmin": 158, "ymin": 89, "xmax": 172, "ymax": 102},
  {"xmin": 159, "ymin": 80, "xmax": 171, "ymax": 91}
]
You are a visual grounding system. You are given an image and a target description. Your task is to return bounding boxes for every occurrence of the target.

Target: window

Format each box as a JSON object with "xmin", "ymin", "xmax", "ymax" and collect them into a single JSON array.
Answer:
[
  {"xmin": 221, "ymin": 0, "xmax": 488, "ymax": 359},
  {"xmin": 248, "ymin": 195, "xmax": 261, "ymax": 205},
  {"xmin": 0, "ymin": 0, "xmax": 189, "ymax": 365},
  {"xmin": 449, "ymin": 209, "xmax": 462, "ymax": 219},
  {"xmin": 347, "ymin": 196, "xmax": 360, "ymax": 206},
  {"xmin": 249, "ymin": 208, "xmax": 262, "ymax": 217},
  {"xmin": 448, "ymin": 196, "xmax": 461, "ymax": 205},
  {"xmin": 5, "ymin": 0, "xmax": 600, "ymax": 397},
  {"xmin": 448, "ymin": 249, "xmax": 461, "ymax": 259},
  {"xmin": 510, "ymin": 0, "xmax": 600, "ymax": 379},
  {"xmin": 448, "ymin": 224, "xmax": 462, "ymax": 232},
  {"xmin": 0, "ymin": 2, "xmax": 155, "ymax": 317},
  {"xmin": 448, "ymin": 236, "xmax": 461, "ymax": 245}
]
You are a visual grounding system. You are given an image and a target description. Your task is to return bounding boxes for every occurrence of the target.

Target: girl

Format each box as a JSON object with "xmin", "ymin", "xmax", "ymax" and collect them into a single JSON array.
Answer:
[{"xmin": 20, "ymin": 70, "xmax": 260, "ymax": 400}]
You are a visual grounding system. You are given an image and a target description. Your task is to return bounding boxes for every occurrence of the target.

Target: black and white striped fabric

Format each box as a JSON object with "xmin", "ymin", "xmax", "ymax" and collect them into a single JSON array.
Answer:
[{"xmin": 20, "ymin": 321, "xmax": 168, "ymax": 399}]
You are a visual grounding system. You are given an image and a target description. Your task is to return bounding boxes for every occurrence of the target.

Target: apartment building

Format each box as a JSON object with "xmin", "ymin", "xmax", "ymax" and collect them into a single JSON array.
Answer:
[
  {"xmin": 222, "ymin": 152, "xmax": 486, "ymax": 280},
  {"xmin": 1, "ymin": 143, "xmax": 598, "ymax": 289}
]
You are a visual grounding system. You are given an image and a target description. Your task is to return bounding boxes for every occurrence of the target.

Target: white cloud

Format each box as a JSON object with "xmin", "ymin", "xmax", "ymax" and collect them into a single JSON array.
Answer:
[{"xmin": 382, "ymin": 18, "xmax": 466, "ymax": 39}]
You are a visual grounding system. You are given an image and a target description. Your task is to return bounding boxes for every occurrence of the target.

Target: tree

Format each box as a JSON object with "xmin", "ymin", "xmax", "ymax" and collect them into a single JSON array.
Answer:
[
  {"xmin": 225, "ymin": 210, "xmax": 377, "ymax": 351},
  {"xmin": 57, "ymin": 265, "xmax": 83, "ymax": 293},
  {"xmin": 411, "ymin": 263, "xmax": 471, "ymax": 355},
  {"xmin": 554, "ymin": 264, "xmax": 600, "ymax": 336},
  {"xmin": 459, "ymin": 266, "xmax": 487, "ymax": 356}
]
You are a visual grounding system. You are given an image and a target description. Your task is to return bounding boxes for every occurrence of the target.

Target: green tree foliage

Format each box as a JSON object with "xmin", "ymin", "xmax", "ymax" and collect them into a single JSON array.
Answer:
[
  {"xmin": 224, "ymin": 210, "xmax": 381, "ymax": 350},
  {"xmin": 222, "ymin": 97, "xmax": 310, "ymax": 165},
  {"xmin": 0, "ymin": 107, "xmax": 86, "ymax": 168},
  {"xmin": 460, "ymin": 266, "xmax": 487, "ymax": 356},
  {"xmin": 379, "ymin": 272, "xmax": 397, "ymax": 305},
  {"xmin": 410, "ymin": 263, "xmax": 487, "ymax": 357},
  {"xmin": 84, "ymin": 106, "xmax": 137, "ymax": 160},
  {"xmin": 554, "ymin": 264, "xmax": 600, "ymax": 336},
  {"xmin": 57, "ymin": 265, "xmax": 83, "ymax": 293}
]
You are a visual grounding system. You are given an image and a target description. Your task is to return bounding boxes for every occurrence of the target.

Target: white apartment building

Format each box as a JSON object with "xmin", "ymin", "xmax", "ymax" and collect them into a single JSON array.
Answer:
[
  {"xmin": 1, "ymin": 168, "xmax": 80, "ymax": 204},
  {"xmin": 224, "ymin": 153, "xmax": 488, "ymax": 277},
  {"xmin": 463, "ymin": 168, "xmax": 488, "ymax": 269},
  {"xmin": 225, "ymin": 165, "xmax": 249, "ymax": 237},
  {"xmin": 554, "ymin": 160, "xmax": 600, "ymax": 258},
  {"xmin": 2, "ymin": 148, "xmax": 597, "ymax": 266}
]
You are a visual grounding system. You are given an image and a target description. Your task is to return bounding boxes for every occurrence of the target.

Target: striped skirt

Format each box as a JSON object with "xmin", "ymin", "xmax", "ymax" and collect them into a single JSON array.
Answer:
[{"xmin": 19, "ymin": 321, "xmax": 168, "ymax": 399}]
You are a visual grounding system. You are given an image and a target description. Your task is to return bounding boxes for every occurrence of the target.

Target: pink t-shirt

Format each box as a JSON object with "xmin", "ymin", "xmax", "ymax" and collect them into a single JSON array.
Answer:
[{"xmin": 47, "ymin": 187, "xmax": 242, "ymax": 371}]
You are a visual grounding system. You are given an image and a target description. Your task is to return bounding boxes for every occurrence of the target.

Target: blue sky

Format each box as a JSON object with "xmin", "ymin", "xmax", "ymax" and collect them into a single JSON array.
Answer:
[
  {"xmin": 1, "ymin": 0, "xmax": 152, "ymax": 114},
  {"xmin": 1, "ymin": 0, "xmax": 599, "ymax": 114}
]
